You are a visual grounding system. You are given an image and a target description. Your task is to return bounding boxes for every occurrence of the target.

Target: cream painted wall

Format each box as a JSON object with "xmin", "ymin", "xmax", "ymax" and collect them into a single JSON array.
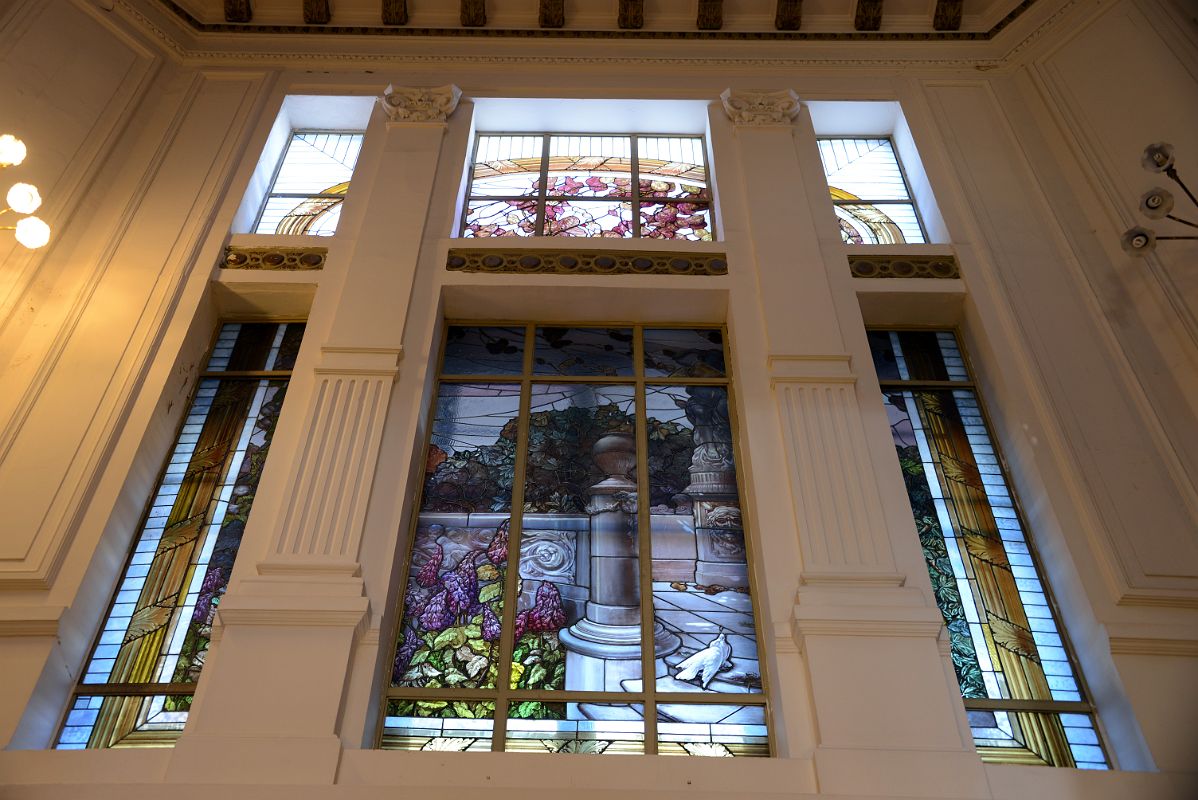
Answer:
[{"xmin": 0, "ymin": 0, "xmax": 1195, "ymax": 797}]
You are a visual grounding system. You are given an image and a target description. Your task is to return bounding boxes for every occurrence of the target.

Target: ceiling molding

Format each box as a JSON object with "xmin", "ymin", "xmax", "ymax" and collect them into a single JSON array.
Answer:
[
  {"xmin": 112, "ymin": 0, "xmax": 1084, "ymax": 69},
  {"xmin": 150, "ymin": 0, "xmax": 1037, "ymax": 42}
]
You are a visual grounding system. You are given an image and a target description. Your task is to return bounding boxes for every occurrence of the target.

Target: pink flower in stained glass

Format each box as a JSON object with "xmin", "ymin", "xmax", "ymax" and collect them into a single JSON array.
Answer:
[
  {"xmin": 419, "ymin": 589, "xmax": 453, "ymax": 632},
  {"xmin": 443, "ymin": 556, "xmax": 478, "ymax": 617},
  {"xmin": 610, "ymin": 219, "xmax": 631, "ymax": 237},
  {"xmin": 393, "ymin": 629, "xmax": 420, "ymax": 682},
  {"xmin": 558, "ymin": 176, "xmax": 585, "ymax": 195},
  {"xmin": 527, "ymin": 582, "xmax": 566, "ymax": 633},
  {"xmin": 514, "ymin": 609, "xmax": 530, "ymax": 641},
  {"xmin": 482, "ymin": 605, "xmax": 502, "ymax": 642},
  {"xmin": 487, "ymin": 520, "xmax": 509, "ymax": 565},
  {"xmin": 415, "ymin": 544, "xmax": 443, "ymax": 588},
  {"xmin": 654, "ymin": 206, "xmax": 679, "ymax": 224},
  {"xmin": 586, "ymin": 176, "xmax": 608, "ymax": 192},
  {"xmin": 675, "ymin": 202, "xmax": 698, "ymax": 215}
]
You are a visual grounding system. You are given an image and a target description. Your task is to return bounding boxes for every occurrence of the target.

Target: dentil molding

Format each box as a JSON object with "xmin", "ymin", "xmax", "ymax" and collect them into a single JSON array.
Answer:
[
  {"xmin": 379, "ymin": 84, "xmax": 462, "ymax": 123},
  {"xmin": 720, "ymin": 89, "xmax": 801, "ymax": 126}
]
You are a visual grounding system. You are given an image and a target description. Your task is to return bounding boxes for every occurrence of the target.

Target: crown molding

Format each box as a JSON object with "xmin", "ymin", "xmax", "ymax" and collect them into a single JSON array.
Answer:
[{"xmin": 107, "ymin": 0, "xmax": 1088, "ymax": 71}]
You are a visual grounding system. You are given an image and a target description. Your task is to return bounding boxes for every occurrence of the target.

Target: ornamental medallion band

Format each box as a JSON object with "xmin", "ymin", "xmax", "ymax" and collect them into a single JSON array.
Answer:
[{"xmin": 445, "ymin": 249, "xmax": 728, "ymax": 275}]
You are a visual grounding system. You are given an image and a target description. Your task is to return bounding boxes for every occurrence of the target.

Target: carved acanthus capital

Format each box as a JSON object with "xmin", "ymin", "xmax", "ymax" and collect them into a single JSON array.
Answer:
[
  {"xmin": 379, "ymin": 84, "xmax": 462, "ymax": 124},
  {"xmin": 719, "ymin": 89, "xmax": 801, "ymax": 126}
]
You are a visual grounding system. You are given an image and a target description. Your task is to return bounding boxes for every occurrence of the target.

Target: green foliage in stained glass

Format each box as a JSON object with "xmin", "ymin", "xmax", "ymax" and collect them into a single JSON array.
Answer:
[{"xmin": 892, "ymin": 408, "xmax": 986, "ymax": 699}]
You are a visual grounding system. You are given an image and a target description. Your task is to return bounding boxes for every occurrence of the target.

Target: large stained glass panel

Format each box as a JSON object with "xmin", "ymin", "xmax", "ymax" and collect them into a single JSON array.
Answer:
[
  {"xmin": 462, "ymin": 134, "xmax": 714, "ymax": 241},
  {"xmin": 818, "ymin": 138, "xmax": 926, "ymax": 245},
  {"xmin": 870, "ymin": 330, "xmax": 1108, "ymax": 769},
  {"xmin": 383, "ymin": 325, "xmax": 768, "ymax": 755},
  {"xmin": 57, "ymin": 322, "xmax": 304, "ymax": 749},
  {"xmin": 255, "ymin": 132, "xmax": 364, "ymax": 236}
]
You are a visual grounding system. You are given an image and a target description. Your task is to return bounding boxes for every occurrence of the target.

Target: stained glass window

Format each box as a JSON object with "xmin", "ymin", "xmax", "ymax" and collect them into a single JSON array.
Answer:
[
  {"xmin": 56, "ymin": 322, "xmax": 304, "ymax": 749},
  {"xmin": 255, "ymin": 132, "xmax": 364, "ymax": 236},
  {"xmin": 382, "ymin": 324, "xmax": 768, "ymax": 756},
  {"xmin": 462, "ymin": 135, "xmax": 714, "ymax": 241},
  {"xmin": 869, "ymin": 330, "xmax": 1108, "ymax": 769},
  {"xmin": 818, "ymin": 138, "xmax": 926, "ymax": 245}
]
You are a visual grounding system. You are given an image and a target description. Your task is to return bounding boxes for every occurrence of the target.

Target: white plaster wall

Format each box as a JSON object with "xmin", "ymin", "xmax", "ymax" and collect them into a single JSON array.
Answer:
[{"xmin": 0, "ymin": 0, "xmax": 1195, "ymax": 796}]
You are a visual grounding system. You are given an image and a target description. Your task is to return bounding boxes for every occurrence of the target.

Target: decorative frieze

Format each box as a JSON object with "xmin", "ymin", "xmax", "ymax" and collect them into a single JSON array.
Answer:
[
  {"xmin": 719, "ymin": 89, "xmax": 801, "ymax": 126},
  {"xmin": 848, "ymin": 254, "xmax": 960, "ymax": 279},
  {"xmin": 223, "ymin": 246, "xmax": 327, "ymax": 270},
  {"xmin": 445, "ymin": 248, "xmax": 728, "ymax": 276},
  {"xmin": 379, "ymin": 84, "xmax": 462, "ymax": 124}
]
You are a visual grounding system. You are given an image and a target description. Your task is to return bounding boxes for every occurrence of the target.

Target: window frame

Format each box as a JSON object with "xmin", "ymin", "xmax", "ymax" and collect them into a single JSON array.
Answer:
[
  {"xmin": 252, "ymin": 128, "xmax": 365, "ymax": 236},
  {"xmin": 818, "ymin": 136, "xmax": 929, "ymax": 245},
  {"xmin": 460, "ymin": 132, "xmax": 717, "ymax": 241},
  {"xmin": 870, "ymin": 325, "xmax": 1113, "ymax": 768},
  {"xmin": 376, "ymin": 320, "xmax": 772, "ymax": 756}
]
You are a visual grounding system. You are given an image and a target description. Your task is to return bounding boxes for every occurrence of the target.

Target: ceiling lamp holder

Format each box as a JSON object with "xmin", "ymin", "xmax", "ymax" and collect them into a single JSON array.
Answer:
[{"xmin": 1122, "ymin": 142, "xmax": 1198, "ymax": 257}]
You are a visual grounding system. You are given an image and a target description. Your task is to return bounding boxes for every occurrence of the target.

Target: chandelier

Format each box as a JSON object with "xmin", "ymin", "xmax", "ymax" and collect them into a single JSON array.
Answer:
[
  {"xmin": 0, "ymin": 133, "xmax": 50, "ymax": 249},
  {"xmin": 1121, "ymin": 142, "xmax": 1198, "ymax": 256}
]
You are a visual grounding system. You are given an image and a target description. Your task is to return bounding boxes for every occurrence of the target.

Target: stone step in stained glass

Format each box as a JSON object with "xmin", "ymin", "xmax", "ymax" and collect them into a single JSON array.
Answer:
[
  {"xmin": 385, "ymin": 325, "xmax": 768, "ymax": 754},
  {"xmin": 504, "ymin": 703, "xmax": 645, "ymax": 754}
]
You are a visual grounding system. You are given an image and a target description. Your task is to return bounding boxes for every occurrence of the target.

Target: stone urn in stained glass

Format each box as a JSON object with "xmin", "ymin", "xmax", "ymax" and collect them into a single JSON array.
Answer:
[{"xmin": 590, "ymin": 432, "xmax": 636, "ymax": 492}]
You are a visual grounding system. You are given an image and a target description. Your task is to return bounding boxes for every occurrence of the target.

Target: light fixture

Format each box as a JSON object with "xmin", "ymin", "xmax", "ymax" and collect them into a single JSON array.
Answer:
[
  {"xmin": 1121, "ymin": 142, "xmax": 1198, "ymax": 256},
  {"xmin": 0, "ymin": 133, "xmax": 50, "ymax": 249}
]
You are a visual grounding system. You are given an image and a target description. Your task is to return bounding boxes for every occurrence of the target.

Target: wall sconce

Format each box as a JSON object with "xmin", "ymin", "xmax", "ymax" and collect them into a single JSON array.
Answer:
[
  {"xmin": 1121, "ymin": 142, "xmax": 1198, "ymax": 257},
  {"xmin": 0, "ymin": 133, "xmax": 51, "ymax": 250}
]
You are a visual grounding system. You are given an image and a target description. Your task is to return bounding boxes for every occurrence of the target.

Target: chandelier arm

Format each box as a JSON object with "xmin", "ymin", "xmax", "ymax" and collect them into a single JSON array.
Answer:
[
  {"xmin": 1155, "ymin": 235, "xmax": 1198, "ymax": 241},
  {"xmin": 1165, "ymin": 167, "xmax": 1198, "ymax": 209},
  {"xmin": 1165, "ymin": 214, "xmax": 1198, "ymax": 230}
]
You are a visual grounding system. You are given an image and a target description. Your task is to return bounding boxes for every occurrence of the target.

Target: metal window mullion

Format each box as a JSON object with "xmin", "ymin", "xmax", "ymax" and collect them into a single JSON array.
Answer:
[
  {"xmin": 490, "ymin": 323, "xmax": 537, "ymax": 751},
  {"xmin": 252, "ymin": 133, "xmax": 299, "ymax": 233},
  {"xmin": 631, "ymin": 136, "xmax": 642, "ymax": 239},
  {"xmin": 632, "ymin": 326, "xmax": 657, "ymax": 754},
  {"xmin": 72, "ymin": 683, "xmax": 199, "ymax": 698},
  {"xmin": 890, "ymin": 138, "xmax": 931, "ymax": 242},
  {"xmin": 373, "ymin": 325, "xmax": 451, "ymax": 748},
  {"xmin": 534, "ymin": 135, "xmax": 550, "ymax": 236}
]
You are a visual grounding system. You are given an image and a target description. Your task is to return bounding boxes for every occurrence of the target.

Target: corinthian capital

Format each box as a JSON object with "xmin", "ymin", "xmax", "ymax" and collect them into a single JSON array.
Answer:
[
  {"xmin": 379, "ymin": 84, "xmax": 463, "ymax": 123},
  {"xmin": 719, "ymin": 89, "xmax": 801, "ymax": 126}
]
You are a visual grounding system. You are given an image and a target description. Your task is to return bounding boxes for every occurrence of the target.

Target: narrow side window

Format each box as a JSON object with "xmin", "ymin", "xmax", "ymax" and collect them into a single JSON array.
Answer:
[
  {"xmin": 57, "ymin": 322, "xmax": 305, "ymax": 749},
  {"xmin": 869, "ymin": 329, "xmax": 1109, "ymax": 769}
]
